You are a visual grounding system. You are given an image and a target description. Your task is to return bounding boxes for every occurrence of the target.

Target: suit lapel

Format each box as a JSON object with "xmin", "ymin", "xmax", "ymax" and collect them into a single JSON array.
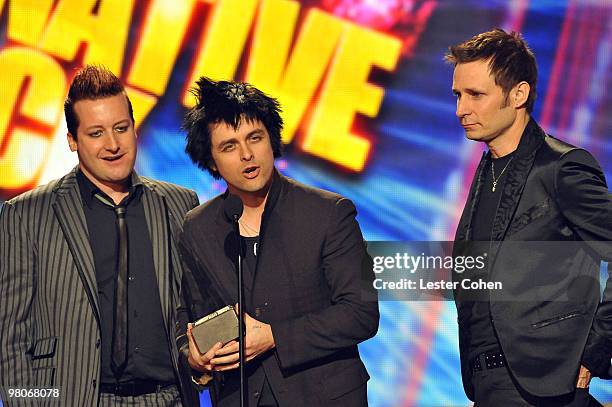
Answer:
[
  {"xmin": 52, "ymin": 169, "xmax": 100, "ymax": 327},
  {"xmin": 210, "ymin": 171, "xmax": 285, "ymax": 304},
  {"xmin": 140, "ymin": 180, "xmax": 172, "ymax": 330},
  {"xmin": 491, "ymin": 120, "xmax": 545, "ymax": 241},
  {"xmin": 488, "ymin": 119, "xmax": 546, "ymax": 262},
  {"xmin": 212, "ymin": 203, "xmax": 240, "ymax": 303},
  {"xmin": 250, "ymin": 171, "xmax": 284, "ymax": 294}
]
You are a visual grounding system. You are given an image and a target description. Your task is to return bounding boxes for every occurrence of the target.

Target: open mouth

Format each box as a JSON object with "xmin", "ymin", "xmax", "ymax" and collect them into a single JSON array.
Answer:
[
  {"xmin": 102, "ymin": 154, "xmax": 125, "ymax": 162},
  {"xmin": 243, "ymin": 165, "xmax": 260, "ymax": 178}
]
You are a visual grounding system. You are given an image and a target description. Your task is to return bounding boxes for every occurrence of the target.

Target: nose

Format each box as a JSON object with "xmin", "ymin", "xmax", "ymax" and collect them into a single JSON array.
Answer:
[
  {"xmin": 240, "ymin": 143, "xmax": 253, "ymax": 161},
  {"xmin": 456, "ymin": 97, "xmax": 469, "ymax": 118},
  {"xmin": 105, "ymin": 133, "xmax": 120, "ymax": 153}
]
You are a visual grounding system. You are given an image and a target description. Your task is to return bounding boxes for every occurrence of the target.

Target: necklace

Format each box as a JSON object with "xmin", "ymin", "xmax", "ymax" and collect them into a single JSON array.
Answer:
[
  {"xmin": 239, "ymin": 219, "xmax": 259, "ymax": 236},
  {"xmin": 491, "ymin": 156, "xmax": 514, "ymax": 192}
]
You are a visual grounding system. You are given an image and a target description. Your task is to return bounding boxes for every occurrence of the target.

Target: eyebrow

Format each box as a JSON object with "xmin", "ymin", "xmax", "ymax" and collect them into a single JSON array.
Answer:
[
  {"xmin": 247, "ymin": 129, "xmax": 265, "ymax": 137},
  {"xmin": 452, "ymin": 87, "xmax": 486, "ymax": 94},
  {"xmin": 84, "ymin": 120, "xmax": 130, "ymax": 132},
  {"xmin": 216, "ymin": 129, "xmax": 265, "ymax": 148}
]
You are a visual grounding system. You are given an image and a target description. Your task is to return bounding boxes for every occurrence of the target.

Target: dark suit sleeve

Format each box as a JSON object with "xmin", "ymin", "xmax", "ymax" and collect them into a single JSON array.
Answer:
[
  {"xmin": 0, "ymin": 202, "xmax": 36, "ymax": 400},
  {"xmin": 169, "ymin": 189, "xmax": 198, "ymax": 354},
  {"xmin": 176, "ymin": 237, "xmax": 197, "ymax": 365},
  {"xmin": 555, "ymin": 149, "xmax": 612, "ymax": 377},
  {"xmin": 176, "ymin": 227, "xmax": 222, "ymax": 390},
  {"xmin": 271, "ymin": 198, "xmax": 379, "ymax": 370}
]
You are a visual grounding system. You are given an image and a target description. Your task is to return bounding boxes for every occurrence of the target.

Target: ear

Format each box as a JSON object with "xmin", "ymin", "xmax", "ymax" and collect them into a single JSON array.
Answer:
[
  {"xmin": 67, "ymin": 132, "xmax": 78, "ymax": 152},
  {"xmin": 512, "ymin": 81, "xmax": 530, "ymax": 109}
]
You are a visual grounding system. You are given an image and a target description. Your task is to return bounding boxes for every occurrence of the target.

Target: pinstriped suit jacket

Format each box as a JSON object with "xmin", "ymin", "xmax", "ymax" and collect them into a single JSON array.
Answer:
[{"xmin": 0, "ymin": 168, "xmax": 200, "ymax": 406}]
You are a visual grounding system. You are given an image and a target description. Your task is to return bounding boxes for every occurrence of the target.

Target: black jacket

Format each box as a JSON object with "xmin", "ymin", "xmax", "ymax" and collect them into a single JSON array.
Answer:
[
  {"xmin": 454, "ymin": 119, "xmax": 612, "ymax": 399},
  {"xmin": 177, "ymin": 170, "xmax": 379, "ymax": 406}
]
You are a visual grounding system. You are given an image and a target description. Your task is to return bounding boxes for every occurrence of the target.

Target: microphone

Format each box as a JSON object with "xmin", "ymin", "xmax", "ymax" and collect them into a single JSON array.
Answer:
[
  {"xmin": 223, "ymin": 193, "xmax": 247, "ymax": 407},
  {"xmin": 223, "ymin": 194, "xmax": 243, "ymax": 222}
]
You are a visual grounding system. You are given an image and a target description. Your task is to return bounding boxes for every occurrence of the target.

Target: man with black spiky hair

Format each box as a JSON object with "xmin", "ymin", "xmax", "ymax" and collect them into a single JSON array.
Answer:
[{"xmin": 177, "ymin": 77, "xmax": 379, "ymax": 407}]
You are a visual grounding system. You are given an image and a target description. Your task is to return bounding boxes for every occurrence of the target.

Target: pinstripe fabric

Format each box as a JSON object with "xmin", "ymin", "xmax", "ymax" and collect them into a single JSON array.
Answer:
[
  {"xmin": 139, "ymin": 176, "xmax": 200, "ymax": 390},
  {"xmin": 98, "ymin": 385, "xmax": 181, "ymax": 407},
  {"xmin": 0, "ymin": 168, "xmax": 199, "ymax": 406}
]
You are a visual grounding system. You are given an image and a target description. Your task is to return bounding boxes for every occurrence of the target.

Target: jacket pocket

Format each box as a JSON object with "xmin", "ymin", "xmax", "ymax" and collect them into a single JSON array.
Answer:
[
  {"xmin": 31, "ymin": 336, "xmax": 57, "ymax": 360},
  {"xmin": 32, "ymin": 367, "xmax": 56, "ymax": 387},
  {"xmin": 507, "ymin": 198, "xmax": 553, "ymax": 236},
  {"xmin": 531, "ymin": 310, "xmax": 582, "ymax": 329}
]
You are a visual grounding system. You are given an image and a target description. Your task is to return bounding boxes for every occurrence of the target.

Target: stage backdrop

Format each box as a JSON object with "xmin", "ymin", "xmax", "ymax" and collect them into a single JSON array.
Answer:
[{"xmin": 0, "ymin": 1, "xmax": 610, "ymax": 406}]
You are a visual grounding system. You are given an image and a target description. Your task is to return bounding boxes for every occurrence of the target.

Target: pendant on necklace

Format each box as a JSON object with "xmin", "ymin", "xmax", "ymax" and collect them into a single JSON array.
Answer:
[{"xmin": 492, "ymin": 181, "xmax": 497, "ymax": 192}]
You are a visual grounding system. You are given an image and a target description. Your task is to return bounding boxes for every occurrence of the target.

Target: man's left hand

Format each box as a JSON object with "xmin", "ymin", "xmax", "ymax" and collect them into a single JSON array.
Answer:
[{"xmin": 210, "ymin": 311, "xmax": 275, "ymax": 371}]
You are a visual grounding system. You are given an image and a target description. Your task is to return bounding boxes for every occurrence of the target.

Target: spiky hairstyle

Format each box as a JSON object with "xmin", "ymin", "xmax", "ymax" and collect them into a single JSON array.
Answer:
[
  {"xmin": 445, "ymin": 28, "xmax": 538, "ymax": 113},
  {"xmin": 64, "ymin": 65, "xmax": 134, "ymax": 138},
  {"xmin": 183, "ymin": 77, "xmax": 284, "ymax": 179}
]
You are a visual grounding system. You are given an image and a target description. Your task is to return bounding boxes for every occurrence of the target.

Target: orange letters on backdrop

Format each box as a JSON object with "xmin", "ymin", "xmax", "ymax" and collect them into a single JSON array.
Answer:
[{"xmin": 0, "ymin": 0, "xmax": 420, "ymax": 194}]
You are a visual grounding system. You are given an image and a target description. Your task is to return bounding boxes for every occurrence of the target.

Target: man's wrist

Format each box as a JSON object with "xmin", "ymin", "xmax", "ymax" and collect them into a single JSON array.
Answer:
[
  {"xmin": 188, "ymin": 355, "xmax": 210, "ymax": 373},
  {"xmin": 266, "ymin": 323, "xmax": 276, "ymax": 350},
  {"xmin": 576, "ymin": 366, "xmax": 592, "ymax": 389},
  {"xmin": 191, "ymin": 372, "xmax": 213, "ymax": 386}
]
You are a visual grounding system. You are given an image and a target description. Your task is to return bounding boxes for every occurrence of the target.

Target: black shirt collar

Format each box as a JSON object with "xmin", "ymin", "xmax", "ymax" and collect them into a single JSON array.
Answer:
[{"xmin": 76, "ymin": 168, "xmax": 143, "ymax": 209}]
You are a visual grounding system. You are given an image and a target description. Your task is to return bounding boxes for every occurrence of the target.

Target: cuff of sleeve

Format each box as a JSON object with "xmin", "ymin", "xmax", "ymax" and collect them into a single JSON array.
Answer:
[
  {"xmin": 178, "ymin": 342, "xmax": 191, "ymax": 362},
  {"xmin": 191, "ymin": 371, "xmax": 213, "ymax": 387},
  {"xmin": 581, "ymin": 330, "xmax": 612, "ymax": 379},
  {"xmin": 271, "ymin": 319, "xmax": 304, "ymax": 371}
]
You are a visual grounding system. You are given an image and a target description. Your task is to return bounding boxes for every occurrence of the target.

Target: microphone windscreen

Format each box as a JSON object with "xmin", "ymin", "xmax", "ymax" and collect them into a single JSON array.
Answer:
[{"xmin": 223, "ymin": 194, "xmax": 243, "ymax": 221}]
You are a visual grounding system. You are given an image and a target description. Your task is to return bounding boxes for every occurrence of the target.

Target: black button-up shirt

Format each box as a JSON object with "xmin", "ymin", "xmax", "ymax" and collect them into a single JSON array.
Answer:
[{"xmin": 76, "ymin": 170, "xmax": 175, "ymax": 384}]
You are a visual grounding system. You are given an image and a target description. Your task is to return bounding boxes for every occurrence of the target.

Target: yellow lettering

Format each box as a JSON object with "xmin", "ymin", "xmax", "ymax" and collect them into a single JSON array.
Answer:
[
  {"xmin": 6, "ymin": 0, "xmax": 54, "ymax": 46},
  {"xmin": 247, "ymin": 3, "xmax": 343, "ymax": 144},
  {"xmin": 303, "ymin": 25, "xmax": 401, "ymax": 171},
  {"xmin": 0, "ymin": 47, "xmax": 66, "ymax": 189},
  {"xmin": 182, "ymin": 0, "xmax": 258, "ymax": 106},
  {"xmin": 39, "ymin": 0, "xmax": 135, "ymax": 74},
  {"xmin": 127, "ymin": 0, "xmax": 197, "ymax": 96}
]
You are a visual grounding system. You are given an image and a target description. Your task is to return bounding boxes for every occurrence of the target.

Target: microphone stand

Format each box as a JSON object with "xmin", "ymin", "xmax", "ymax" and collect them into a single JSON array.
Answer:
[{"xmin": 231, "ymin": 215, "xmax": 247, "ymax": 407}]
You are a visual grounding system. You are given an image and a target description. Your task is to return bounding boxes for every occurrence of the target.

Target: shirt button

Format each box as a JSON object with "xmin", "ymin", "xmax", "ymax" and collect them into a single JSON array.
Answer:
[
  {"xmin": 92, "ymin": 379, "xmax": 97, "ymax": 388},
  {"xmin": 129, "ymin": 276, "xmax": 135, "ymax": 282},
  {"xmin": 96, "ymin": 338, "xmax": 101, "ymax": 348},
  {"xmin": 253, "ymin": 391, "xmax": 260, "ymax": 399}
]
